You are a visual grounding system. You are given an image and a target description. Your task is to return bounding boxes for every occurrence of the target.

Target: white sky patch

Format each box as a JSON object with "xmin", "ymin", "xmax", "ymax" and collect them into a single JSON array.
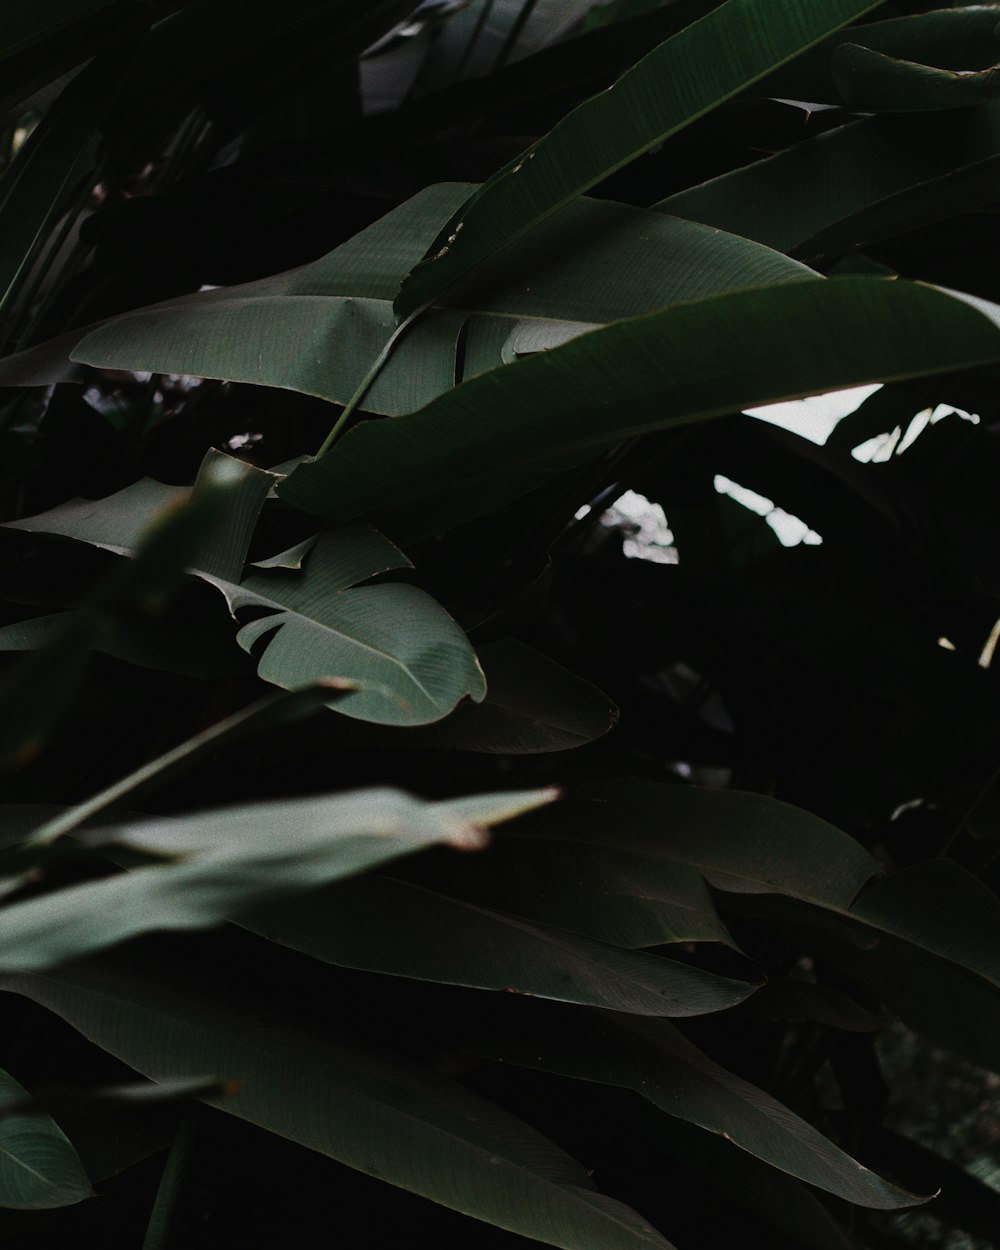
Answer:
[
  {"xmin": 602, "ymin": 490, "xmax": 677, "ymax": 564},
  {"xmin": 715, "ymin": 475, "xmax": 822, "ymax": 546},
  {"xmin": 601, "ymin": 391, "xmax": 980, "ymax": 560},
  {"xmin": 745, "ymin": 384, "xmax": 883, "ymax": 445},
  {"xmin": 852, "ymin": 402, "xmax": 980, "ymax": 463}
]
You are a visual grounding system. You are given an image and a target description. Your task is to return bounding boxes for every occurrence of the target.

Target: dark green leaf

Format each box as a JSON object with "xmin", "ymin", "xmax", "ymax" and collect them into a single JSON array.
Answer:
[
  {"xmin": 282, "ymin": 278, "xmax": 1000, "ymax": 539},
  {"xmin": 1, "ymin": 949, "xmax": 679, "ymax": 1249},
  {"xmin": 0, "ymin": 788, "xmax": 557, "ymax": 972},
  {"xmin": 0, "ymin": 1066, "xmax": 92, "ymax": 1210},
  {"xmin": 5, "ymin": 451, "xmax": 486, "ymax": 725},
  {"xmin": 243, "ymin": 873, "xmax": 755, "ymax": 1016},
  {"xmin": 448, "ymin": 999, "xmax": 926, "ymax": 1207},
  {"xmin": 832, "ymin": 43, "xmax": 1000, "ymax": 113},
  {"xmin": 659, "ymin": 104, "xmax": 1000, "ymax": 259},
  {"xmin": 395, "ymin": 0, "xmax": 880, "ymax": 316}
]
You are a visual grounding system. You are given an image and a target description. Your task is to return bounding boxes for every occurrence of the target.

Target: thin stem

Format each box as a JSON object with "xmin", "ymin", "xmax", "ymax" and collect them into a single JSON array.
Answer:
[{"xmin": 315, "ymin": 305, "xmax": 425, "ymax": 456}]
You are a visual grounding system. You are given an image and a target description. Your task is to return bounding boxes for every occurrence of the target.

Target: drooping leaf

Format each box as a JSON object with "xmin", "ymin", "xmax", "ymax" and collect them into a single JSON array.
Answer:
[
  {"xmin": 399, "ymin": 833, "xmax": 735, "ymax": 948},
  {"xmin": 658, "ymin": 103, "xmax": 1000, "ymax": 259},
  {"xmin": 0, "ymin": 948, "xmax": 679, "ymax": 1250},
  {"xmin": 849, "ymin": 858, "xmax": 1000, "ymax": 991},
  {"xmin": 394, "ymin": 0, "xmax": 880, "ymax": 316},
  {"xmin": 648, "ymin": 1117, "xmax": 871, "ymax": 1250},
  {"xmin": 832, "ymin": 43, "xmax": 1000, "ymax": 113},
  {"xmin": 279, "ymin": 277, "xmax": 1000, "ymax": 540},
  {"xmin": 242, "ymin": 873, "xmax": 755, "ymax": 1016},
  {"xmin": 758, "ymin": 5, "xmax": 1000, "ymax": 109},
  {"xmin": 0, "ymin": 1066, "xmax": 92, "ymax": 1210},
  {"xmin": 0, "ymin": 787, "xmax": 557, "ymax": 972},
  {"xmin": 516, "ymin": 782, "xmax": 1000, "ymax": 993},
  {"xmin": 442, "ymin": 997, "xmax": 926, "ymax": 1207}
]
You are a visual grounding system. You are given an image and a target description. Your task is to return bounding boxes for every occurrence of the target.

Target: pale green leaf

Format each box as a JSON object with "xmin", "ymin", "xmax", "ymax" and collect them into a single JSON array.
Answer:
[{"xmin": 0, "ymin": 787, "xmax": 557, "ymax": 972}]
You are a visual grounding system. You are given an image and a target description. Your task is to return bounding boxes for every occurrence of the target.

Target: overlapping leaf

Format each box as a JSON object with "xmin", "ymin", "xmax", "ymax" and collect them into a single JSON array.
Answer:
[
  {"xmin": 442, "ymin": 997, "xmax": 925, "ymax": 1207},
  {"xmin": 758, "ymin": 5, "xmax": 1000, "ymax": 109},
  {"xmin": 0, "ymin": 787, "xmax": 557, "ymax": 972},
  {"xmin": 0, "ymin": 187, "xmax": 815, "ymax": 413},
  {"xmin": 514, "ymin": 781, "xmax": 1000, "ymax": 993},
  {"xmin": 0, "ymin": 949, "xmax": 678, "ymax": 1250},
  {"xmin": 4, "ymin": 450, "xmax": 485, "ymax": 725},
  {"xmin": 659, "ymin": 102, "xmax": 1000, "ymax": 259},
  {"xmin": 242, "ymin": 873, "xmax": 754, "ymax": 1016},
  {"xmin": 278, "ymin": 277, "xmax": 1000, "ymax": 538},
  {"xmin": 395, "ymin": 0, "xmax": 880, "ymax": 315}
]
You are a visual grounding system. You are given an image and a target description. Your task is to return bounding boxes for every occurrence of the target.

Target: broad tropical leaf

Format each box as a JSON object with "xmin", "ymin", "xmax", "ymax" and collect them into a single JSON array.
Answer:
[
  {"xmin": 0, "ymin": 187, "xmax": 815, "ymax": 414},
  {"xmin": 443, "ymin": 997, "xmax": 926, "ymax": 1207},
  {"xmin": 278, "ymin": 277, "xmax": 1000, "ymax": 538},
  {"xmin": 4, "ymin": 450, "xmax": 486, "ymax": 725},
  {"xmin": 0, "ymin": 787, "xmax": 557, "ymax": 972},
  {"xmin": 397, "ymin": 834, "xmax": 735, "ymax": 947},
  {"xmin": 367, "ymin": 639, "xmax": 620, "ymax": 753},
  {"xmin": 395, "ymin": 0, "xmax": 880, "ymax": 316},
  {"xmin": 0, "ymin": 948, "xmax": 680, "ymax": 1250},
  {"xmin": 242, "ymin": 873, "xmax": 755, "ymax": 1016},
  {"xmin": 516, "ymin": 782, "xmax": 1000, "ymax": 992},
  {"xmin": 832, "ymin": 43, "xmax": 1000, "ymax": 113},
  {"xmin": 758, "ymin": 6, "xmax": 1000, "ymax": 108},
  {"xmin": 0, "ymin": 1066, "xmax": 92, "ymax": 1209},
  {"xmin": 659, "ymin": 103, "xmax": 1000, "ymax": 258}
]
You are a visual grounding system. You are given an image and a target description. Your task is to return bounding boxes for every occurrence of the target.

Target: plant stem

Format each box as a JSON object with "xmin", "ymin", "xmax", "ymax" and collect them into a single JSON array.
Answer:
[{"xmin": 315, "ymin": 306, "xmax": 424, "ymax": 456}]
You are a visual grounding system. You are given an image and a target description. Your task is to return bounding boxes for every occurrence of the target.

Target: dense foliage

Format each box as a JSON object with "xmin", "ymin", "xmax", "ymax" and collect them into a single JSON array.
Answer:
[{"xmin": 1, "ymin": 1, "xmax": 999, "ymax": 1246}]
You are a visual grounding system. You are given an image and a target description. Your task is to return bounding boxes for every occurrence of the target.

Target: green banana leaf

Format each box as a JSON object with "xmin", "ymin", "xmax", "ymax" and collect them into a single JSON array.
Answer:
[
  {"xmin": 0, "ymin": 949, "xmax": 679, "ymax": 1250},
  {"xmin": 0, "ymin": 1066, "xmax": 92, "ymax": 1210},
  {"xmin": 832, "ymin": 43, "xmax": 1000, "ymax": 113},
  {"xmin": 758, "ymin": 5, "xmax": 1000, "ymax": 107},
  {"xmin": 515, "ymin": 782, "xmax": 1000, "ymax": 993},
  {"xmin": 441, "ymin": 996, "xmax": 926, "ymax": 1208},
  {"xmin": 0, "ymin": 187, "xmax": 814, "ymax": 414},
  {"xmin": 347, "ymin": 638, "xmax": 620, "ymax": 754},
  {"xmin": 0, "ymin": 787, "xmax": 556, "ymax": 972},
  {"xmin": 278, "ymin": 277, "xmax": 1000, "ymax": 538},
  {"xmin": 394, "ymin": 0, "xmax": 880, "ymax": 316},
  {"xmin": 4, "ymin": 450, "xmax": 486, "ymax": 725},
  {"xmin": 658, "ymin": 103, "xmax": 1000, "ymax": 258},
  {"xmin": 396, "ymin": 834, "xmax": 735, "ymax": 947},
  {"xmin": 242, "ymin": 873, "xmax": 755, "ymax": 1016}
]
